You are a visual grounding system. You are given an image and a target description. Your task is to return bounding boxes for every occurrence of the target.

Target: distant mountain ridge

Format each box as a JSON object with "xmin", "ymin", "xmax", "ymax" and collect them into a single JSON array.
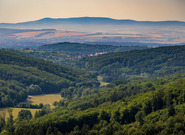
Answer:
[
  {"xmin": 1, "ymin": 17, "xmax": 185, "ymax": 26},
  {"xmin": 1, "ymin": 17, "xmax": 185, "ymax": 46}
]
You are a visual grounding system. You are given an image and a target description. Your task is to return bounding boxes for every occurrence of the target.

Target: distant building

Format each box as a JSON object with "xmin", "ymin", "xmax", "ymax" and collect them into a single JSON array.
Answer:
[
  {"xmin": 88, "ymin": 54, "xmax": 93, "ymax": 56},
  {"xmin": 75, "ymin": 56, "xmax": 82, "ymax": 59},
  {"xmin": 94, "ymin": 52, "xmax": 107, "ymax": 56}
]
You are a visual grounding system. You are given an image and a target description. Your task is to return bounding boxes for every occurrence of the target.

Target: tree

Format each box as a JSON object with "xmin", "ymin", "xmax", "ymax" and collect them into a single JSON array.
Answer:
[
  {"xmin": 0, "ymin": 114, "xmax": 5, "ymax": 132},
  {"xmin": 135, "ymin": 111, "xmax": 145, "ymax": 126},
  {"xmin": 81, "ymin": 124, "xmax": 90, "ymax": 135},
  {"xmin": 167, "ymin": 105, "xmax": 175, "ymax": 117},
  {"xmin": 18, "ymin": 110, "xmax": 32, "ymax": 121},
  {"xmin": 112, "ymin": 110, "xmax": 121, "ymax": 122},
  {"xmin": 98, "ymin": 111, "xmax": 110, "ymax": 122},
  {"xmin": 27, "ymin": 84, "xmax": 42, "ymax": 95},
  {"xmin": 5, "ymin": 109, "xmax": 14, "ymax": 134},
  {"xmin": 7, "ymin": 109, "xmax": 13, "ymax": 124}
]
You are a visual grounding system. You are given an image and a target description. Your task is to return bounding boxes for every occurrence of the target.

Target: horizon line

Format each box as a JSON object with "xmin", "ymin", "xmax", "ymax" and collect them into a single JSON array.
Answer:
[{"xmin": 1, "ymin": 16, "xmax": 185, "ymax": 24}]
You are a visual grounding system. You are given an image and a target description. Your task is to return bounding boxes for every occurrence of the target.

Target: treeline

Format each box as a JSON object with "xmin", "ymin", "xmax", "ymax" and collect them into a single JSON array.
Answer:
[
  {"xmin": 1, "ymin": 75, "xmax": 185, "ymax": 134},
  {"xmin": 2, "ymin": 42, "xmax": 147, "ymax": 68},
  {"xmin": 37, "ymin": 42, "xmax": 147, "ymax": 55},
  {"xmin": 15, "ymin": 103, "xmax": 44, "ymax": 109},
  {"xmin": 9, "ymin": 44, "xmax": 185, "ymax": 83},
  {"xmin": 75, "ymin": 45, "xmax": 185, "ymax": 82},
  {"xmin": 0, "ymin": 51, "xmax": 99, "ymax": 107},
  {"xmin": 0, "ymin": 80, "xmax": 27, "ymax": 107}
]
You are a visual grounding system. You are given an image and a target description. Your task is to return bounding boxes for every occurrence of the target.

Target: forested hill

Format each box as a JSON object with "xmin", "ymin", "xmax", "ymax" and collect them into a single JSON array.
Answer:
[
  {"xmin": 3, "ymin": 42, "xmax": 147, "ymax": 68},
  {"xmin": 75, "ymin": 45, "xmax": 185, "ymax": 82},
  {"xmin": 38, "ymin": 42, "xmax": 147, "ymax": 54},
  {"xmin": 0, "ymin": 51, "xmax": 99, "ymax": 107},
  {"xmin": 13, "ymin": 74, "xmax": 185, "ymax": 135}
]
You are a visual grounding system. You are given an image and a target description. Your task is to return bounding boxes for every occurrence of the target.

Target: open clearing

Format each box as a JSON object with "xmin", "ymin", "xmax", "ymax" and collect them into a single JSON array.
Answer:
[
  {"xmin": 0, "ymin": 93, "xmax": 62, "ymax": 120},
  {"xmin": 27, "ymin": 93, "xmax": 62, "ymax": 108},
  {"xmin": 0, "ymin": 108, "xmax": 39, "ymax": 120},
  {"xmin": 97, "ymin": 76, "xmax": 109, "ymax": 86}
]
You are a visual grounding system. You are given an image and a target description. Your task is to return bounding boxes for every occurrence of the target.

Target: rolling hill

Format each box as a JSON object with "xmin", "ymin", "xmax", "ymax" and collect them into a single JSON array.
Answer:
[
  {"xmin": 74, "ymin": 45, "xmax": 185, "ymax": 82},
  {"xmin": 4, "ymin": 42, "xmax": 148, "ymax": 67},
  {"xmin": 12, "ymin": 73, "xmax": 185, "ymax": 135},
  {"xmin": 0, "ymin": 44, "xmax": 185, "ymax": 134},
  {"xmin": 37, "ymin": 42, "xmax": 148, "ymax": 54},
  {"xmin": 0, "ymin": 50, "xmax": 99, "ymax": 107}
]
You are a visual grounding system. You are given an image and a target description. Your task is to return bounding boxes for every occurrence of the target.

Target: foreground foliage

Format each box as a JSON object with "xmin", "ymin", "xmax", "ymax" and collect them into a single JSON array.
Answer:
[{"xmin": 0, "ymin": 75, "xmax": 184, "ymax": 134}]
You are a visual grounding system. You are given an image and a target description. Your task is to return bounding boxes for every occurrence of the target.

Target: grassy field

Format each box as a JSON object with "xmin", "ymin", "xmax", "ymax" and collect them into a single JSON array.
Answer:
[
  {"xmin": 0, "ymin": 93, "xmax": 62, "ymax": 120},
  {"xmin": 97, "ymin": 76, "xmax": 109, "ymax": 86},
  {"xmin": 0, "ymin": 108, "xmax": 39, "ymax": 120},
  {"xmin": 27, "ymin": 93, "xmax": 62, "ymax": 108}
]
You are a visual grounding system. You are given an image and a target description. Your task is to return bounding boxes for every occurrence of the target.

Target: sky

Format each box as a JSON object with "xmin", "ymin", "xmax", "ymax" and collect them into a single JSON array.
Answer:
[{"xmin": 0, "ymin": 0, "xmax": 185, "ymax": 23}]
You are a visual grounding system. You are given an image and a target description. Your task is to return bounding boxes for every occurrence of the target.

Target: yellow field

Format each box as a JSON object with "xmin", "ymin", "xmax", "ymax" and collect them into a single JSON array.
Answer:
[
  {"xmin": 27, "ymin": 93, "xmax": 62, "ymax": 108},
  {"xmin": 0, "ymin": 108, "xmax": 39, "ymax": 120},
  {"xmin": 0, "ymin": 93, "xmax": 62, "ymax": 120},
  {"xmin": 100, "ymin": 82, "xmax": 109, "ymax": 86},
  {"xmin": 97, "ymin": 76, "xmax": 109, "ymax": 86}
]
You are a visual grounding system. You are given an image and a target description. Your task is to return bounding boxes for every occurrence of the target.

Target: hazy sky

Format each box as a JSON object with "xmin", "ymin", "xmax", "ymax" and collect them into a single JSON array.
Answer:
[{"xmin": 0, "ymin": 0, "xmax": 185, "ymax": 23}]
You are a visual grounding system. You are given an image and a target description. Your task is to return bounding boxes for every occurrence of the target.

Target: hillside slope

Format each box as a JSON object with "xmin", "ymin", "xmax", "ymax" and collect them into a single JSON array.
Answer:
[
  {"xmin": 0, "ymin": 51, "xmax": 99, "ymax": 107},
  {"xmin": 4, "ymin": 42, "xmax": 147, "ymax": 68},
  {"xmin": 37, "ymin": 42, "xmax": 147, "ymax": 54},
  {"xmin": 75, "ymin": 45, "xmax": 185, "ymax": 82},
  {"xmin": 12, "ymin": 75, "xmax": 185, "ymax": 135}
]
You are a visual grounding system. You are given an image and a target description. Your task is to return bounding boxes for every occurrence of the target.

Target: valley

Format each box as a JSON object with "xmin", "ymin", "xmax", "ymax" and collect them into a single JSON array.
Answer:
[
  {"xmin": 1, "ymin": 0, "xmax": 185, "ymax": 134},
  {"xmin": 0, "ymin": 43, "xmax": 184, "ymax": 134}
]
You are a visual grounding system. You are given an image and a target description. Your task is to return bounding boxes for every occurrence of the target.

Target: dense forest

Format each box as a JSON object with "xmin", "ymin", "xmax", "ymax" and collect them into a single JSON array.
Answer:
[
  {"xmin": 9, "ymin": 44, "xmax": 184, "ymax": 83},
  {"xmin": 74, "ymin": 45, "xmax": 185, "ymax": 82},
  {"xmin": 0, "ymin": 51, "xmax": 99, "ymax": 107},
  {"xmin": 0, "ymin": 44, "xmax": 185, "ymax": 134},
  {"xmin": 3, "ymin": 42, "xmax": 147, "ymax": 67},
  {"xmin": 37, "ymin": 42, "xmax": 148, "ymax": 54},
  {"xmin": 0, "ymin": 74, "xmax": 185, "ymax": 134}
]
